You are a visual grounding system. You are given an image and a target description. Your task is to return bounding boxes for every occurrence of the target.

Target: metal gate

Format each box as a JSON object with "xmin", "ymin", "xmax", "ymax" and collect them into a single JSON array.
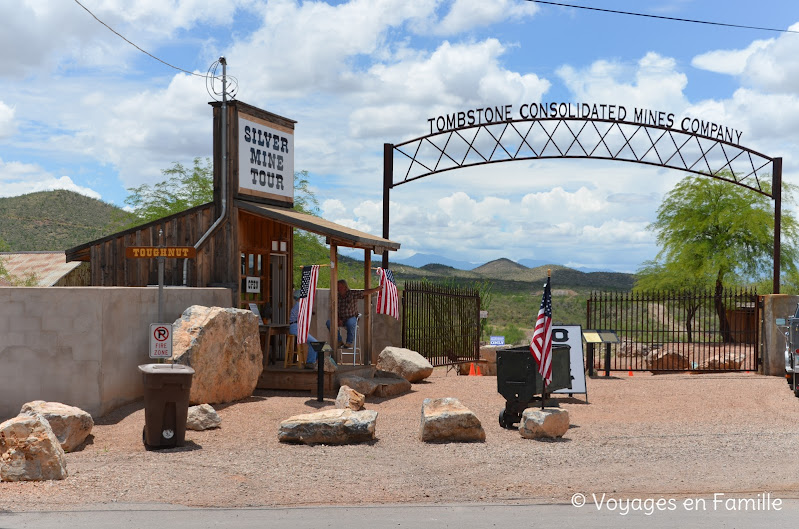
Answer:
[
  {"xmin": 586, "ymin": 288, "xmax": 759, "ymax": 372},
  {"xmin": 402, "ymin": 281, "xmax": 480, "ymax": 366}
]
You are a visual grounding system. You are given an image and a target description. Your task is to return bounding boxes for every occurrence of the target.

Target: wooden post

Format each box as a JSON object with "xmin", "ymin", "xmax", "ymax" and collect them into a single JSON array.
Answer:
[
  {"xmin": 364, "ymin": 249, "xmax": 372, "ymax": 365},
  {"xmin": 329, "ymin": 243, "xmax": 338, "ymax": 363}
]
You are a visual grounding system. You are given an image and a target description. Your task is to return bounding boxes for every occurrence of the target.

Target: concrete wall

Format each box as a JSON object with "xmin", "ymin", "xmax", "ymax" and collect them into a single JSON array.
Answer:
[
  {"xmin": 760, "ymin": 294, "xmax": 799, "ymax": 376},
  {"xmin": 0, "ymin": 287, "xmax": 230, "ymax": 421}
]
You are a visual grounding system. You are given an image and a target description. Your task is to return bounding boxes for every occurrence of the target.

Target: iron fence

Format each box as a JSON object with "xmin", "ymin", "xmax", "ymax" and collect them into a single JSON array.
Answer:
[
  {"xmin": 586, "ymin": 288, "xmax": 759, "ymax": 373},
  {"xmin": 402, "ymin": 281, "xmax": 480, "ymax": 366}
]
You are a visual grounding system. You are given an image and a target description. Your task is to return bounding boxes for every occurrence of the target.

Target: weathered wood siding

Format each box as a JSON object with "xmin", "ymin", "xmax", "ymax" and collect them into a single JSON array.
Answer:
[{"xmin": 87, "ymin": 203, "xmax": 232, "ymax": 290}]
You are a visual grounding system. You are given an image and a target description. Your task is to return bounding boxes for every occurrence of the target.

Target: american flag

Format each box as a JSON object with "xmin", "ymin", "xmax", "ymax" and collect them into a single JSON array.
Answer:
[
  {"xmin": 296, "ymin": 265, "xmax": 319, "ymax": 344},
  {"xmin": 376, "ymin": 267, "xmax": 399, "ymax": 320},
  {"xmin": 530, "ymin": 275, "xmax": 553, "ymax": 386}
]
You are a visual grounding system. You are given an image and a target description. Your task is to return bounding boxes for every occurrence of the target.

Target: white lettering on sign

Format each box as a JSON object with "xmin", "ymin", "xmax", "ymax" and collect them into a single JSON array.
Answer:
[
  {"xmin": 246, "ymin": 276, "xmax": 261, "ymax": 294},
  {"xmin": 239, "ymin": 115, "xmax": 294, "ymax": 200}
]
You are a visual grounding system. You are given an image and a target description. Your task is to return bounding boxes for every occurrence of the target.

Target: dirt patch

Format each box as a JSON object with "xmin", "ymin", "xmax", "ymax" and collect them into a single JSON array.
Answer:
[{"xmin": 2, "ymin": 369, "xmax": 799, "ymax": 510}]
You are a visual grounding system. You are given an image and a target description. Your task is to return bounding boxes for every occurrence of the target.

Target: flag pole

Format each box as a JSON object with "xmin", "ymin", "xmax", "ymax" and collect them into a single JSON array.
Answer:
[{"xmin": 542, "ymin": 269, "xmax": 551, "ymax": 410}]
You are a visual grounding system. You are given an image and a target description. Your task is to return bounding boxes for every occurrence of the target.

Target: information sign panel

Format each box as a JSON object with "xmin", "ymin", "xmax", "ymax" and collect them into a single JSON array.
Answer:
[
  {"xmin": 246, "ymin": 276, "xmax": 261, "ymax": 293},
  {"xmin": 551, "ymin": 324, "xmax": 587, "ymax": 395}
]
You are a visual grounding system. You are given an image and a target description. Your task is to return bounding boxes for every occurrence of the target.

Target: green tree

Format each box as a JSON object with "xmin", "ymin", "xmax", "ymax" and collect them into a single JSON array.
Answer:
[
  {"xmin": 122, "ymin": 157, "xmax": 214, "ymax": 228},
  {"xmin": 637, "ymin": 173, "xmax": 799, "ymax": 341}
]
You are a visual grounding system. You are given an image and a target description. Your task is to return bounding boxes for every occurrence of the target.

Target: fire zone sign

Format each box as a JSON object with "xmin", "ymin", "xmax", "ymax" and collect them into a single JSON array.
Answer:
[{"xmin": 149, "ymin": 324, "xmax": 173, "ymax": 359}]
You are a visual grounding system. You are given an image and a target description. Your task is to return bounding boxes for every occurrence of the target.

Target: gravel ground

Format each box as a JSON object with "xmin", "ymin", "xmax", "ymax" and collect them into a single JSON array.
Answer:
[{"xmin": 2, "ymin": 368, "xmax": 799, "ymax": 511}]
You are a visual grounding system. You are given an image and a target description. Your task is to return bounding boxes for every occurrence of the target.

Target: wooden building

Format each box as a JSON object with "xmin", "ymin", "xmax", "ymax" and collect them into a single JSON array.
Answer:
[{"xmin": 65, "ymin": 100, "xmax": 400, "ymax": 391}]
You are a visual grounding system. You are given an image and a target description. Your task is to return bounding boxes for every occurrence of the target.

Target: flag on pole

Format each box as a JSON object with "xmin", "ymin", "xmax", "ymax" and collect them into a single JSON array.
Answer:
[
  {"xmin": 530, "ymin": 275, "xmax": 553, "ymax": 386},
  {"xmin": 376, "ymin": 267, "xmax": 399, "ymax": 320},
  {"xmin": 296, "ymin": 265, "xmax": 319, "ymax": 344}
]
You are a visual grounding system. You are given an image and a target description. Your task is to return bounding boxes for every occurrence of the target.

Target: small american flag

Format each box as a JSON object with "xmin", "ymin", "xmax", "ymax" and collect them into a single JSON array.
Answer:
[
  {"xmin": 530, "ymin": 275, "xmax": 553, "ymax": 386},
  {"xmin": 376, "ymin": 267, "xmax": 399, "ymax": 320},
  {"xmin": 296, "ymin": 265, "xmax": 319, "ymax": 344}
]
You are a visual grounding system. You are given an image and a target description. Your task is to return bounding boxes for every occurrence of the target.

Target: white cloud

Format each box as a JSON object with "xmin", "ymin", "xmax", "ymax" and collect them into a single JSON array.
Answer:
[
  {"xmin": 520, "ymin": 186, "xmax": 605, "ymax": 215},
  {"xmin": 45, "ymin": 72, "xmax": 213, "ymax": 189},
  {"xmin": 557, "ymin": 52, "xmax": 689, "ymax": 112},
  {"xmin": 691, "ymin": 39, "xmax": 772, "ymax": 76},
  {"xmin": 690, "ymin": 22, "xmax": 799, "ymax": 93},
  {"xmin": 0, "ymin": 101, "xmax": 15, "ymax": 138},
  {"xmin": 350, "ymin": 39, "xmax": 551, "ymax": 138},
  {"xmin": 321, "ymin": 198, "xmax": 347, "ymax": 218},
  {"xmin": 0, "ymin": 0, "xmax": 248, "ymax": 78},
  {"xmin": 431, "ymin": 0, "xmax": 538, "ymax": 36},
  {"xmin": 0, "ymin": 158, "xmax": 101, "ymax": 199},
  {"xmin": 229, "ymin": 0, "xmax": 434, "ymax": 98}
]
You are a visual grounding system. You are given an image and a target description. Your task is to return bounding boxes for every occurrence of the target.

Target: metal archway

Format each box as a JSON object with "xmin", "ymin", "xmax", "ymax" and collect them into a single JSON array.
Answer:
[{"xmin": 381, "ymin": 116, "xmax": 784, "ymax": 292}]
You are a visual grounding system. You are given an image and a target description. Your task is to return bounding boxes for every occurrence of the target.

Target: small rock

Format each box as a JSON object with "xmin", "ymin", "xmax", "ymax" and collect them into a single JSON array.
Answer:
[
  {"xmin": 519, "ymin": 407, "xmax": 570, "ymax": 439},
  {"xmin": 419, "ymin": 397, "xmax": 485, "ymax": 443},
  {"xmin": 335, "ymin": 385, "xmax": 365, "ymax": 410},
  {"xmin": 186, "ymin": 404, "xmax": 222, "ymax": 430}
]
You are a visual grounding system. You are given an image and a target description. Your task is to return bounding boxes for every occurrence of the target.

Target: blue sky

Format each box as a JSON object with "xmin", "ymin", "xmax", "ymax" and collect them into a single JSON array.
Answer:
[{"xmin": 2, "ymin": 0, "xmax": 799, "ymax": 272}]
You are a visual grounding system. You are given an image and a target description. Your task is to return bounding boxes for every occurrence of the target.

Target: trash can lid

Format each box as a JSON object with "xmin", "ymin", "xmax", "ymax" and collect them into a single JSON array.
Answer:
[{"xmin": 138, "ymin": 363, "xmax": 195, "ymax": 375}]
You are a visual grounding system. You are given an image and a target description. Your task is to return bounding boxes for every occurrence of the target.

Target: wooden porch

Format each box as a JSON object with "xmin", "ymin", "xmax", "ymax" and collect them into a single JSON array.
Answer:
[{"xmin": 257, "ymin": 363, "xmax": 376, "ymax": 395}]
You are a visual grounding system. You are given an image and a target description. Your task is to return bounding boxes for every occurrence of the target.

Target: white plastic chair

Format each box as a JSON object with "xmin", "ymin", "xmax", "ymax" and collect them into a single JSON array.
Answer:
[{"xmin": 339, "ymin": 313, "xmax": 362, "ymax": 365}]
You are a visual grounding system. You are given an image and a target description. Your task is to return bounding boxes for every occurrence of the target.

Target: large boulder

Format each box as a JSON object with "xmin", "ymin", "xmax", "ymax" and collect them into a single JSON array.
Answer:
[
  {"xmin": 337, "ymin": 371, "xmax": 412, "ymax": 398},
  {"xmin": 278, "ymin": 409, "xmax": 378, "ymax": 445},
  {"xmin": 337, "ymin": 374, "xmax": 379, "ymax": 396},
  {"xmin": 18, "ymin": 401, "xmax": 93, "ymax": 452},
  {"xmin": 419, "ymin": 397, "xmax": 485, "ymax": 443},
  {"xmin": 697, "ymin": 352, "xmax": 745, "ymax": 371},
  {"xmin": 519, "ymin": 407, "xmax": 570, "ymax": 439},
  {"xmin": 646, "ymin": 346, "xmax": 690, "ymax": 371},
  {"xmin": 377, "ymin": 347, "xmax": 433, "ymax": 382},
  {"xmin": 171, "ymin": 305, "xmax": 262, "ymax": 405},
  {"xmin": 186, "ymin": 404, "xmax": 222, "ymax": 431},
  {"xmin": 0, "ymin": 415, "xmax": 68, "ymax": 482},
  {"xmin": 372, "ymin": 371, "xmax": 412, "ymax": 398}
]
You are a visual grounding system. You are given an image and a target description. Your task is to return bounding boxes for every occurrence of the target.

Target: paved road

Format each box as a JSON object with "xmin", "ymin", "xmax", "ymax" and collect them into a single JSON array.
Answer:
[{"xmin": 2, "ymin": 499, "xmax": 798, "ymax": 529}]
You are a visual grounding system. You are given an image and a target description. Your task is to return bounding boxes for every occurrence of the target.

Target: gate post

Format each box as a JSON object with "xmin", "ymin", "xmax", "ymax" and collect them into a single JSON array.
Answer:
[
  {"xmin": 382, "ymin": 143, "xmax": 393, "ymax": 270},
  {"xmin": 773, "ymin": 157, "xmax": 782, "ymax": 294}
]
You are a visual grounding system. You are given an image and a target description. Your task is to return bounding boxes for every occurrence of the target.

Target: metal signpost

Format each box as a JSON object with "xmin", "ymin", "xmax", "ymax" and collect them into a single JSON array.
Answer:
[{"xmin": 126, "ymin": 235, "xmax": 197, "ymax": 358}]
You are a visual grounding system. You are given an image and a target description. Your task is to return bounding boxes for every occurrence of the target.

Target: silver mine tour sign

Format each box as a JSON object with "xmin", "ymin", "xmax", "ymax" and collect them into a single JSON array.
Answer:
[{"xmin": 427, "ymin": 102, "xmax": 743, "ymax": 145}]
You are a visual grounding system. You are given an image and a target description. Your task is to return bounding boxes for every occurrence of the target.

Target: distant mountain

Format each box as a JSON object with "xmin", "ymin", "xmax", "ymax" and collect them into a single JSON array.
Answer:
[
  {"xmin": 516, "ymin": 258, "xmax": 549, "ymax": 269},
  {"xmin": 389, "ymin": 257, "xmax": 634, "ymax": 292},
  {"xmin": 471, "ymin": 258, "xmax": 528, "ymax": 276},
  {"xmin": 397, "ymin": 253, "xmax": 620, "ymax": 274},
  {"xmin": 393, "ymin": 252, "xmax": 479, "ymax": 270},
  {"xmin": 0, "ymin": 190, "xmax": 132, "ymax": 251}
]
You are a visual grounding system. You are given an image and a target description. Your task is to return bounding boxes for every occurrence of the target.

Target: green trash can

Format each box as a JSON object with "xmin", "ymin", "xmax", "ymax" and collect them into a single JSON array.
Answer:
[
  {"xmin": 496, "ymin": 345, "xmax": 572, "ymax": 428},
  {"xmin": 138, "ymin": 364, "xmax": 195, "ymax": 449}
]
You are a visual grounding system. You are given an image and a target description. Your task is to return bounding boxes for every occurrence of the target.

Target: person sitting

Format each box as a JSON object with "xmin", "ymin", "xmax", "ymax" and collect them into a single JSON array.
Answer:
[
  {"xmin": 326, "ymin": 279, "xmax": 380, "ymax": 348},
  {"xmin": 289, "ymin": 290, "xmax": 321, "ymax": 369}
]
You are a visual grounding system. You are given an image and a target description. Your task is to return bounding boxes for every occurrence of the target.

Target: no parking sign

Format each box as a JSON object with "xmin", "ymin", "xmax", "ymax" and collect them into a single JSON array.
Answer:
[{"xmin": 149, "ymin": 324, "xmax": 173, "ymax": 359}]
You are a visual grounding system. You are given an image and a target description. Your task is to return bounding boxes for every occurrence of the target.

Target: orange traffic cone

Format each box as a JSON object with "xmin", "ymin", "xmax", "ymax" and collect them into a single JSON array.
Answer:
[
  {"xmin": 628, "ymin": 370, "xmax": 634, "ymax": 377},
  {"xmin": 469, "ymin": 363, "xmax": 476, "ymax": 376},
  {"xmin": 476, "ymin": 364, "xmax": 483, "ymax": 376}
]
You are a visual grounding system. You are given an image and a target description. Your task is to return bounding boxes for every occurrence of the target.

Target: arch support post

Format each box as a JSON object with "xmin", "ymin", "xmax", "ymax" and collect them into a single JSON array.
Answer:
[
  {"xmin": 773, "ymin": 157, "xmax": 783, "ymax": 294},
  {"xmin": 382, "ymin": 143, "xmax": 393, "ymax": 269}
]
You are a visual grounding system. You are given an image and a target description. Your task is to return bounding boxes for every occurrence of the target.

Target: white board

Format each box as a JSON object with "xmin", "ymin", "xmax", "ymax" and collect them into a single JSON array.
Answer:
[{"xmin": 552, "ymin": 324, "xmax": 587, "ymax": 395}]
